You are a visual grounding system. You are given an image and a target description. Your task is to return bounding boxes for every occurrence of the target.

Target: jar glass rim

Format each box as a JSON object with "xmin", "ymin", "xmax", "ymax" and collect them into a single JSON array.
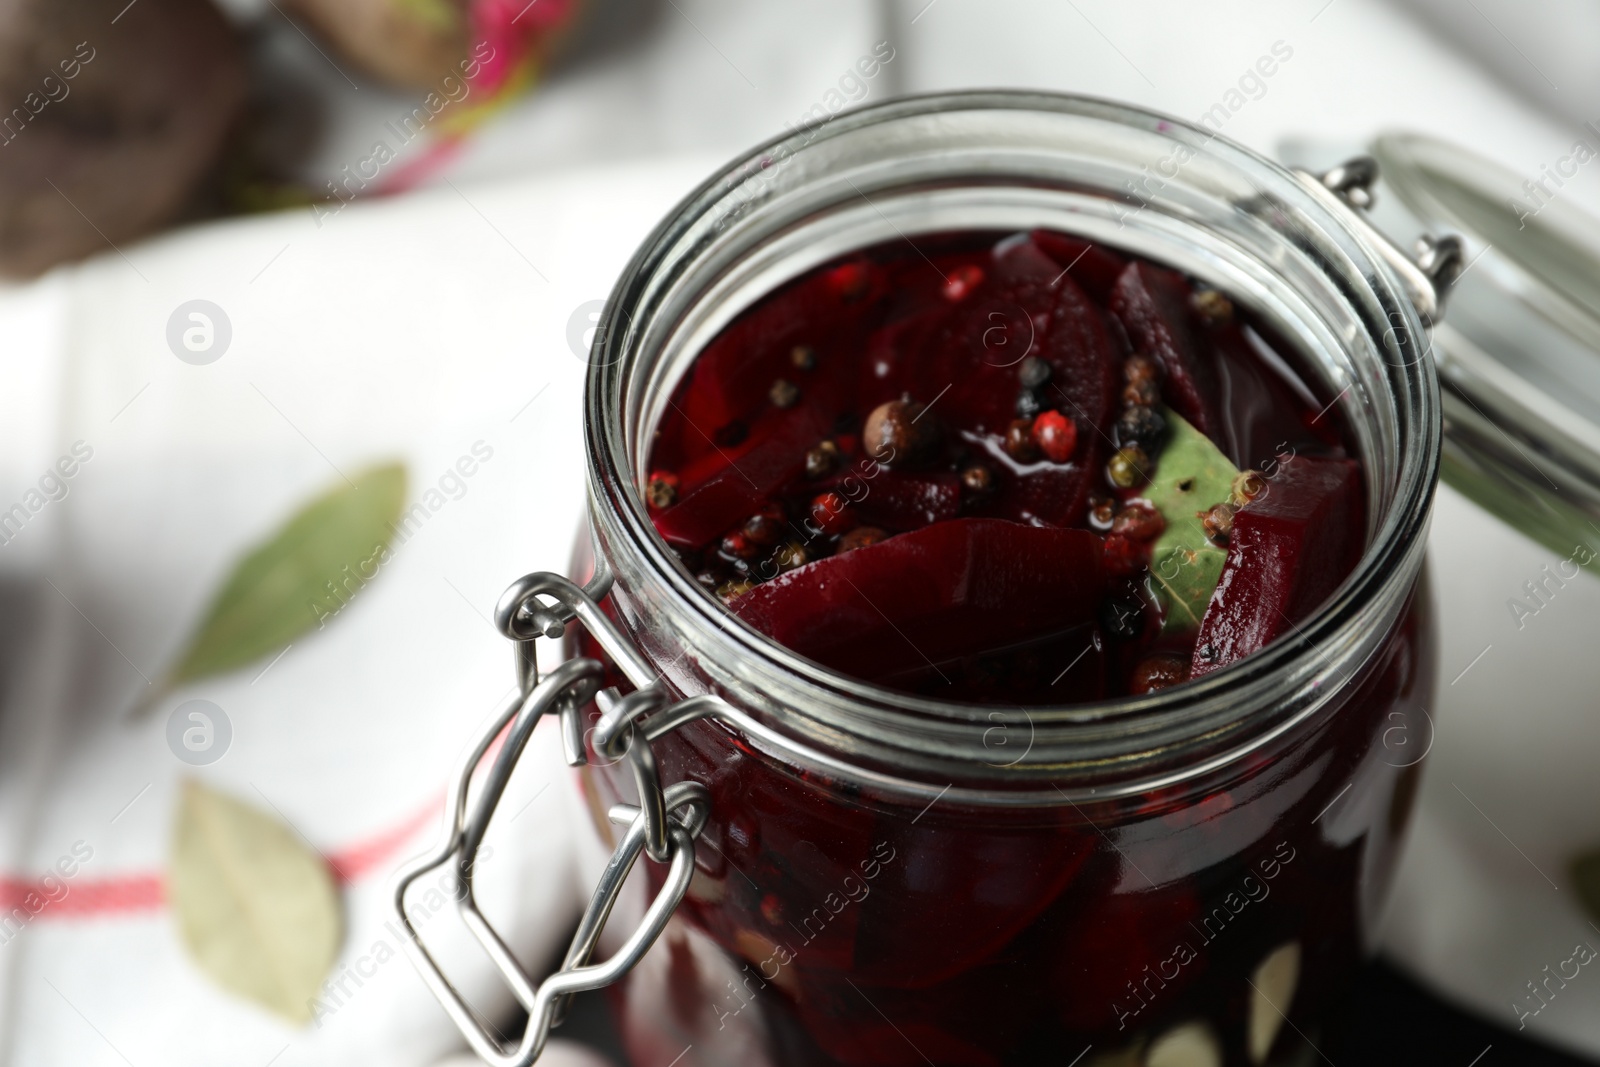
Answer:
[{"xmin": 583, "ymin": 90, "xmax": 1440, "ymax": 785}]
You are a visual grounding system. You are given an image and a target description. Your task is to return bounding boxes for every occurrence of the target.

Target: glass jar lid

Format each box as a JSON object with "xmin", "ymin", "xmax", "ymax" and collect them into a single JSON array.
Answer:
[{"xmin": 1361, "ymin": 132, "xmax": 1600, "ymax": 559}]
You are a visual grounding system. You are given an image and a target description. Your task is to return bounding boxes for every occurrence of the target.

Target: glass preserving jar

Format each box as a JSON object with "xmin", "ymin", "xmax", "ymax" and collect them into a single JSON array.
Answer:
[{"xmin": 396, "ymin": 92, "xmax": 1460, "ymax": 1067}]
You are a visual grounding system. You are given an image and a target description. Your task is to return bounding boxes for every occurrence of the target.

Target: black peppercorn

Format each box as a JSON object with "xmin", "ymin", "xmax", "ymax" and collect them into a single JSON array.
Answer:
[
  {"xmin": 1004, "ymin": 418, "xmax": 1040, "ymax": 462},
  {"xmin": 1018, "ymin": 356, "xmax": 1052, "ymax": 389},
  {"xmin": 1014, "ymin": 388, "xmax": 1044, "ymax": 419},
  {"xmin": 1116, "ymin": 405, "xmax": 1166, "ymax": 452}
]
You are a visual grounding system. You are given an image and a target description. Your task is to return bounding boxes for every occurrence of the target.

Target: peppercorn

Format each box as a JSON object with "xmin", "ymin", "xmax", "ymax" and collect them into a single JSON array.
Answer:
[
  {"xmin": 720, "ymin": 529, "xmax": 761, "ymax": 560},
  {"xmin": 645, "ymin": 471, "xmax": 678, "ymax": 510},
  {"xmin": 1014, "ymin": 388, "xmax": 1045, "ymax": 419},
  {"xmin": 1032, "ymin": 410, "xmax": 1079, "ymax": 464},
  {"xmin": 743, "ymin": 506, "xmax": 785, "ymax": 547},
  {"xmin": 1116, "ymin": 405, "xmax": 1166, "ymax": 452},
  {"xmin": 809, "ymin": 491, "xmax": 856, "ymax": 535},
  {"xmin": 1191, "ymin": 288, "xmax": 1234, "ymax": 325},
  {"xmin": 1107, "ymin": 445, "xmax": 1151, "ymax": 488},
  {"xmin": 770, "ymin": 378, "xmax": 800, "ymax": 409},
  {"xmin": 772, "ymin": 541, "xmax": 810, "ymax": 572},
  {"xmin": 1087, "ymin": 493, "xmax": 1116, "ymax": 531},
  {"xmin": 836, "ymin": 526, "xmax": 889, "ymax": 553},
  {"xmin": 1018, "ymin": 355, "xmax": 1052, "ymax": 389},
  {"xmin": 961, "ymin": 463, "xmax": 994, "ymax": 496},
  {"xmin": 1201, "ymin": 502, "xmax": 1235, "ymax": 544},
  {"xmin": 863, "ymin": 398, "xmax": 938, "ymax": 466},
  {"xmin": 715, "ymin": 579, "xmax": 754, "ymax": 603},
  {"xmin": 1130, "ymin": 653, "xmax": 1191, "ymax": 695},
  {"xmin": 790, "ymin": 344, "xmax": 817, "ymax": 370},
  {"xmin": 1004, "ymin": 418, "xmax": 1040, "ymax": 462},
  {"xmin": 1125, "ymin": 353, "xmax": 1159, "ymax": 385},
  {"xmin": 1122, "ymin": 378, "xmax": 1160, "ymax": 408},
  {"xmin": 1112, "ymin": 503, "xmax": 1165, "ymax": 541},
  {"xmin": 804, "ymin": 439, "xmax": 840, "ymax": 479}
]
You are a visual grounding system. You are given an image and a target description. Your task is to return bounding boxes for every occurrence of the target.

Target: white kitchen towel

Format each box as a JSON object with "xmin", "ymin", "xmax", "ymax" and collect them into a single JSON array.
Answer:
[
  {"xmin": 0, "ymin": 155, "xmax": 718, "ymax": 1067},
  {"xmin": 5, "ymin": 0, "xmax": 1600, "ymax": 1062}
]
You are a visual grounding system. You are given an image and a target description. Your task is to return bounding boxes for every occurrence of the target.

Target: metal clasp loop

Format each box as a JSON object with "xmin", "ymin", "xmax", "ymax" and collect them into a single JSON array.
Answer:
[
  {"xmin": 1294, "ymin": 156, "xmax": 1464, "ymax": 325},
  {"xmin": 395, "ymin": 569, "xmax": 730, "ymax": 1067}
]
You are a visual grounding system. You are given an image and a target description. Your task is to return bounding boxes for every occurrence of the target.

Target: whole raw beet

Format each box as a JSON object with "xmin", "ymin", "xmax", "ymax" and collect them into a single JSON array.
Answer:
[{"xmin": 0, "ymin": 0, "xmax": 245, "ymax": 277}]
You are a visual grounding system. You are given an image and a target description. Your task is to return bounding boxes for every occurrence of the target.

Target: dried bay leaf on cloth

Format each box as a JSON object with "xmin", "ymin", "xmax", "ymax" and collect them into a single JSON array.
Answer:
[
  {"xmin": 143, "ymin": 463, "xmax": 407, "ymax": 711},
  {"xmin": 170, "ymin": 780, "xmax": 343, "ymax": 1023}
]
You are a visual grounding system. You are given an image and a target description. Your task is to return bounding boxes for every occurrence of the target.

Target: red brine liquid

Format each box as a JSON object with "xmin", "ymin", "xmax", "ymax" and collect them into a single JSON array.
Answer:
[
  {"xmin": 579, "ymin": 229, "xmax": 1434, "ymax": 1067},
  {"xmin": 644, "ymin": 229, "xmax": 1365, "ymax": 702}
]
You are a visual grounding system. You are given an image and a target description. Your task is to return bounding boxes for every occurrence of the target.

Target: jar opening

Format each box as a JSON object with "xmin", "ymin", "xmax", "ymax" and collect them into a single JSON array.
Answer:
[{"xmin": 584, "ymin": 91, "xmax": 1439, "ymax": 791}]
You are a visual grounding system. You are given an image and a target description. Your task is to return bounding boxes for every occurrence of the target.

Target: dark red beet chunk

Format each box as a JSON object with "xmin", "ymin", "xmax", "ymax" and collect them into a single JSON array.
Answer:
[
  {"xmin": 653, "ymin": 405, "xmax": 832, "ymax": 549},
  {"xmin": 1190, "ymin": 457, "xmax": 1364, "ymax": 677},
  {"xmin": 851, "ymin": 470, "xmax": 962, "ymax": 531},
  {"xmin": 1110, "ymin": 261, "xmax": 1221, "ymax": 434},
  {"xmin": 1029, "ymin": 228, "xmax": 1128, "ymax": 303},
  {"xmin": 730, "ymin": 518, "xmax": 1105, "ymax": 685}
]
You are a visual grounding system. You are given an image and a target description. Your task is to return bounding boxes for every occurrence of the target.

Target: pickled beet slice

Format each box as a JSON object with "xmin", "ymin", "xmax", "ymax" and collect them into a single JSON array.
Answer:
[
  {"xmin": 851, "ymin": 470, "xmax": 961, "ymax": 531},
  {"xmin": 730, "ymin": 518, "xmax": 1105, "ymax": 683},
  {"xmin": 1030, "ymin": 228, "xmax": 1129, "ymax": 303},
  {"xmin": 677, "ymin": 260, "xmax": 884, "ymax": 435},
  {"xmin": 1110, "ymin": 261, "xmax": 1221, "ymax": 434},
  {"xmin": 653, "ymin": 405, "xmax": 832, "ymax": 549},
  {"xmin": 800, "ymin": 1014, "xmax": 1002, "ymax": 1067},
  {"xmin": 1190, "ymin": 457, "xmax": 1364, "ymax": 677},
  {"xmin": 849, "ymin": 823, "xmax": 1095, "ymax": 988},
  {"xmin": 873, "ymin": 621, "xmax": 1107, "ymax": 705},
  {"xmin": 1053, "ymin": 873, "xmax": 1204, "ymax": 1032}
]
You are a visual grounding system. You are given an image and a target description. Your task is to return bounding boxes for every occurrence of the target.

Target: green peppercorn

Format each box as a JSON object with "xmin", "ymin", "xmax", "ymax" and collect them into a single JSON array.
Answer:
[
  {"xmin": 773, "ymin": 541, "xmax": 810, "ymax": 572},
  {"xmin": 1122, "ymin": 378, "xmax": 1160, "ymax": 408},
  {"xmin": 645, "ymin": 473, "xmax": 678, "ymax": 509},
  {"xmin": 805, "ymin": 439, "xmax": 840, "ymax": 479},
  {"xmin": 715, "ymin": 579, "xmax": 754, "ymax": 603},
  {"xmin": 1124, "ymin": 354, "xmax": 1158, "ymax": 385},
  {"xmin": 1191, "ymin": 288, "xmax": 1234, "ymax": 325},
  {"xmin": 1108, "ymin": 445, "xmax": 1150, "ymax": 489}
]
